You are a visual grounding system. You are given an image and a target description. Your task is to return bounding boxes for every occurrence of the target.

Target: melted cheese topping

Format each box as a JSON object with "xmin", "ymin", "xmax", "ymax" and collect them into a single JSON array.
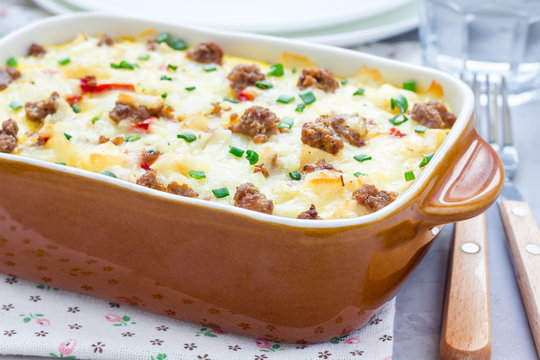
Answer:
[{"xmin": 0, "ymin": 31, "xmax": 453, "ymax": 219}]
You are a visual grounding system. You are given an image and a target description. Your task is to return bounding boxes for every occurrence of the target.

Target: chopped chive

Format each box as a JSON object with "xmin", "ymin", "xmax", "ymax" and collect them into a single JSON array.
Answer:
[
  {"xmin": 58, "ymin": 57, "xmax": 71, "ymax": 66},
  {"xmin": 169, "ymin": 38, "xmax": 187, "ymax": 51},
  {"xmin": 212, "ymin": 187, "xmax": 229, "ymax": 198},
  {"xmin": 64, "ymin": 133, "xmax": 72, "ymax": 141},
  {"xmin": 353, "ymin": 88, "xmax": 365, "ymax": 96},
  {"xmin": 415, "ymin": 125, "xmax": 427, "ymax": 134},
  {"xmin": 277, "ymin": 117, "xmax": 294, "ymax": 130},
  {"xmin": 189, "ymin": 170, "xmax": 206, "ymax": 179},
  {"xmin": 276, "ymin": 94, "xmax": 294, "ymax": 104},
  {"xmin": 354, "ymin": 154, "xmax": 372, "ymax": 162},
  {"xmin": 389, "ymin": 113, "xmax": 409, "ymax": 125},
  {"xmin": 354, "ymin": 172, "xmax": 368, "ymax": 177},
  {"xmin": 245, "ymin": 150, "xmax": 259, "ymax": 165},
  {"xmin": 124, "ymin": 134, "xmax": 141, "ymax": 142},
  {"xmin": 404, "ymin": 170, "xmax": 415, "ymax": 181},
  {"xmin": 255, "ymin": 80, "xmax": 273, "ymax": 89},
  {"xmin": 71, "ymin": 104, "xmax": 80, "ymax": 113},
  {"xmin": 110, "ymin": 60, "xmax": 136, "ymax": 70},
  {"xmin": 291, "ymin": 67, "xmax": 296, "ymax": 74},
  {"xmin": 223, "ymin": 98, "xmax": 238, "ymax": 104},
  {"xmin": 267, "ymin": 63, "xmax": 284, "ymax": 77},
  {"xmin": 403, "ymin": 80, "xmax": 416, "ymax": 92},
  {"xmin": 161, "ymin": 93, "xmax": 167, "ymax": 99},
  {"xmin": 390, "ymin": 94, "xmax": 408, "ymax": 113},
  {"xmin": 138, "ymin": 54, "xmax": 150, "ymax": 60},
  {"xmin": 185, "ymin": 86, "xmax": 196, "ymax": 91},
  {"xmin": 295, "ymin": 103, "xmax": 305, "ymax": 112},
  {"xmin": 340, "ymin": 78, "xmax": 348, "ymax": 85},
  {"xmin": 289, "ymin": 170, "xmax": 302, "ymax": 180},
  {"xmin": 229, "ymin": 146, "xmax": 244, "ymax": 157},
  {"xmin": 91, "ymin": 116, "xmax": 100, "ymax": 124},
  {"xmin": 177, "ymin": 131, "xmax": 197, "ymax": 142},
  {"xmin": 157, "ymin": 32, "xmax": 169, "ymax": 43},
  {"xmin": 299, "ymin": 89, "xmax": 316, "ymax": 105},
  {"xmin": 160, "ymin": 75, "xmax": 172, "ymax": 81},
  {"xmin": 6, "ymin": 57, "xmax": 17, "ymax": 67},
  {"xmin": 102, "ymin": 170, "xmax": 117, "ymax": 178},
  {"xmin": 419, "ymin": 153, "xmax": 435, "ymax": 168},
  {"xmin": 202, "ymin": 64, "xmax": 217, "ymax": 72},
  {"xmin": 167, "ymin": 64, "xmax": 177, "ymax": 71},
  {"xmin": 54, "ymin": 161, "xmax": 67, "ymax": 165},
  {"xmin": 9, "ymin": 101, "xmax": 22, "ymax": 111}
]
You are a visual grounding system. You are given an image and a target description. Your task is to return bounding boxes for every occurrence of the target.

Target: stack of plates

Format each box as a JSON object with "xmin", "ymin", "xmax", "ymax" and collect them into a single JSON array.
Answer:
[{"xmin": 32, "ymin": 0, "xmax": 418, "ymax": 46}]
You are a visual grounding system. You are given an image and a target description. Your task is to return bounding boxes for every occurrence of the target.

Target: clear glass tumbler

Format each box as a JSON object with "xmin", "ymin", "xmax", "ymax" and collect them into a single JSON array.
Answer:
[{"xmin": 419, "ymin": 0, "xmax": 540, "ymax": 92}]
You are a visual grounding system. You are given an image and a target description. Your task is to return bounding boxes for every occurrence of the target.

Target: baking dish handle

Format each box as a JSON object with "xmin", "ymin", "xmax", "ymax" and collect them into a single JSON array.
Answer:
[{"xmin": 421, "ymin": 128, "xmax": 504, "ymax": 222}]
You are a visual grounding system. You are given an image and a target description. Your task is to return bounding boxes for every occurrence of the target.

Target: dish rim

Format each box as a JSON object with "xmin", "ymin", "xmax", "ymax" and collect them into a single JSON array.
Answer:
[{"xmin": 0, "ymin": 12, "xmax": 475, "ymax": 229}]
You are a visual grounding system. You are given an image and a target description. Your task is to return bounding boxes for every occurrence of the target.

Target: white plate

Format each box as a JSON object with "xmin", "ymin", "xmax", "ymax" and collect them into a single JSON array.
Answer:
[{"xmin": 35, "ymin": 0, "xmax": 411, "ymax": 34}]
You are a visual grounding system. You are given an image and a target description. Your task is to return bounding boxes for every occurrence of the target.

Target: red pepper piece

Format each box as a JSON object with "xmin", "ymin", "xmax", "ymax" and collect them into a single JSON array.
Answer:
[
  {"xmin": 238, "ymin": 91, "xmax": 254, "ymax": 102},
  {"xmin": 390, "ymin": 127, "xmax": 406, "ymax": 138},
  {"xmin": 80, "ymin": 75, "xmax": 135, "ymax": 93},
  {"xmin": 65, "ymin": 95, "xmax": 81, "ymax": 106},
  {"xmin": 132, "ymin": 117, "xmax": 154, "ymax": 132},
  {"xmin": 140, "ymin": 163, "xmax": 151, "ymax": 170}
]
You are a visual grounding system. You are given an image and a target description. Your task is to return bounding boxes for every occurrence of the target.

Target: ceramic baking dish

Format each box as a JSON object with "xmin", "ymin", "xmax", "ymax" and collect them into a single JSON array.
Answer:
[{"xmin": 0, "ymin": 13, "xmax": 503, "ymax": 343}]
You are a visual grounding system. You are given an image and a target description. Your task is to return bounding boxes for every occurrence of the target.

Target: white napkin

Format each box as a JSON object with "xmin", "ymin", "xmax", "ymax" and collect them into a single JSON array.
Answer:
[{"xmin": 0, "ymin": 273, "xmax": 395, "ymax": 360}]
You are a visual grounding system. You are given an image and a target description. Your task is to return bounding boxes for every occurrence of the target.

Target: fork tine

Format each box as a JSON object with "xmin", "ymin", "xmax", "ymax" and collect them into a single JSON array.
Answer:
[
  {"xmin": 501, "ymin": 77, "xmax": 513, "ymax": 147},
  {"xmin": 472, "ymin": 73, "xmax": 482, "ymax": 132},
  {"xmin": 487, "ymin": 76, "xmax": 500, "ymax": 148}
]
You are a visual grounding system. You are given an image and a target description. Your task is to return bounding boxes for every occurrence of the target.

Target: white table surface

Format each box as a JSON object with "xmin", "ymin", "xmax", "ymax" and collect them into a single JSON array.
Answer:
[{"xmin": 1, "ymin": 2, "xmax": 539, "ymax": 359}]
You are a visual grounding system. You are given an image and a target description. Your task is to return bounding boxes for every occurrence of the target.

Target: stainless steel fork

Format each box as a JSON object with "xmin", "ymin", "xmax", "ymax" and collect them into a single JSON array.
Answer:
[{"xmin": 485, "ymin": 76, "xmax": 540, "ymax": 355}]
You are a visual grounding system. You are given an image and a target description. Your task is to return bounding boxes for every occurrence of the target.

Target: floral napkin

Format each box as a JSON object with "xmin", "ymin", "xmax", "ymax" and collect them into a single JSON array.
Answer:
[{"xmin": 0, "ymin": 272, "xmax": 395, "ymax": 360}]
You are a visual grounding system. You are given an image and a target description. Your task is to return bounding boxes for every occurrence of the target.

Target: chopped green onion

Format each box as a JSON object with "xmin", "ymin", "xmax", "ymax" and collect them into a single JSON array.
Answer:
[
  {"xmin": 354, "ymin": 172, "xmax": 368, "ymax": 177},
  {"xmin": 102, "ymin": 170, "xmax": 117, "ymax": 178},
  {"xmin": 340, "ymin": 79, "xmax": 348, "ymax": 85},
  {"xmin": 419, "ymin": 153, "xmax": 435, "ymax": 168},
  {"xmin": 291, "ymin": 67, "xmax": 297, "ymax": 74},
  {"xmin": 110, "ymin": 60, "xmax": 136, "ymax": 70},
  {"xmin": 289, "ymin": 170, "xmax": 302, "ymax": 180},
  {"xmin": 71, "ymin": 104, "xmax": 80, "ymax": 113},
  {"xmin": 415, "ymin": 125, "xmax": 427, "ymax": 134},
  {"xmin": 229, "ymin": 146, "xmax": 244, "ymax": 157},
  {"xmin": 160, "ymin": 75, "xmax": 172, "ymax": 81},
  {"xmin": 168, "ymin": 38, "xmax": 187, "ymax": 51},
  {"xmin": 54, "ymin": 161, "xmax": 66, "ymax": 165},
  {"xmin": 299, "ymin": 89, "xmax": 316, "ymax": 105},
  {"xmin": 167, "ymin": 64, "xmax": 177, "ymax": 71},
  {"xmin": 276, "ymin": 95, "xmax": 294, "ymax": 104},
  {"xmin": 161, "ymin": 93, "xmax": 167, "ymax": 99},
  {"xmin": 6, "ymin": 57, "xmax": 17, "ymax": 67},
  {"xmin": 157, "ymin": 32, "xmax": 169, "ymax": 43},
  {"xmin": 138, "ymin": 54, "xmax": 150, "ymax": 60},
  {"xmin": 9, "ymin": 101, "xmax": 22, "ymax": 111},
  {"xmin": 91, "ymin": 116, "xmax": 100, "ymax": 124},
  {"xmin": 389, "ymin": 113, "xmax": 409, "ymax": 125},
  {"xmin": 124, "ymin": 134, "xmax": 141, "ymax": 142},
  {"xmin": 353, "ymin": 88, "xmax": 365, "ymax": 96},
  {"xmin": 245, "ymin": 150, "xmax": 259, "ymax": 165},
  {"xmin": 189, "ymin": 170, "xmax": 206, "ymax": 179},
  {"xmin": 390, "ymin": 94, "xmax": 408, "ymax": 113},
  {"xmin": 295, "ymin": 103, "xmax": 305, "ymax": 112},
  {"xmin": 185, "ymin": 86, "xmax": 196, "ymax": 91},
  {"xmin": 58, "ymin": 57, "xmax": 71, "ymax": 66},
  {"xmin": 267, "ymin": 63, "xmax": 284, "ymax": 77},
  {"xmin": 177, "ymin": 132, "xmax": 197, "ymax": 142},
  {"xmin": 212, "ymin": 187, "xmax": 229, "ymax": 198},
  {"xmin": 277, "ymin": 117, "xmax": 294, "ymax": 130},
  {"xmin": 403, "ymin": 80, "xmax": 416, "ymax": 92},
  {"xmin": 354, "ymin": 154, "xmax": 372, "ymax": 162},
  {"xmin": 404, "ymin": 170, "xmax": 415, "ymax": 181},
  {"xmin": 223, "ymin": 98, "xmax": 238, "ymax": 104},
  {"xmin": 63, "ymin": 133, "xmax": 72, "ymax": 141},
  {"xmin": 255, "ymin": 80, "xmax": 273, "ymax": 89},
  {"xmin": 203, "ymin": 64, "xmax": 217, "ymax": 72}
]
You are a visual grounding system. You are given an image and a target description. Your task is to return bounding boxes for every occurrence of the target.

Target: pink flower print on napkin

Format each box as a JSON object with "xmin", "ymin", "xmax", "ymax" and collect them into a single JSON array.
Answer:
[
  {"xmin": 49, "ymin": 338, "xmax": 77, "ymax": 358},
  {"xmin": 105, "ymin": 314, "xmax": 136, "ymax": 326},
  {"xmin": 19, "ymin": 313, "xmax": 49, "ymax": 326},
  {"xmin": 256, "ymin": 338, "xmax": 282, "ymax": 352},
  {"xmin": 344, "ymin": 337, "xmax": 361, "ymax": 344}
]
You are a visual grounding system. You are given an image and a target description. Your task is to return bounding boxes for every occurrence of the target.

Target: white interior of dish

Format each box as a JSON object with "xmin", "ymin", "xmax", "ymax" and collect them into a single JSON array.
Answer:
[{"xmin": 0, "ymin": 13, "xmax": 474, "ymax": 228}]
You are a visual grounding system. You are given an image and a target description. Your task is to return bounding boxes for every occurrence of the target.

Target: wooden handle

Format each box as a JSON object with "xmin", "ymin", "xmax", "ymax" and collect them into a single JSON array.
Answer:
[
  {"xmin": 499, "ymin": 200, "xmax": 540, "ymax": 356},
  {"xmin": 441, "ymin": 213, "xmax": 492, "ymax": 360}
]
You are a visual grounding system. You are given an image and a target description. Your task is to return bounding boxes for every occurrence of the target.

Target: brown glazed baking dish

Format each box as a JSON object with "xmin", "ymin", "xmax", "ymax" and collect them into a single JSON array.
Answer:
[{"xmin": 0, "ymin": 13, "xmax": 503, "ymax": 343}]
